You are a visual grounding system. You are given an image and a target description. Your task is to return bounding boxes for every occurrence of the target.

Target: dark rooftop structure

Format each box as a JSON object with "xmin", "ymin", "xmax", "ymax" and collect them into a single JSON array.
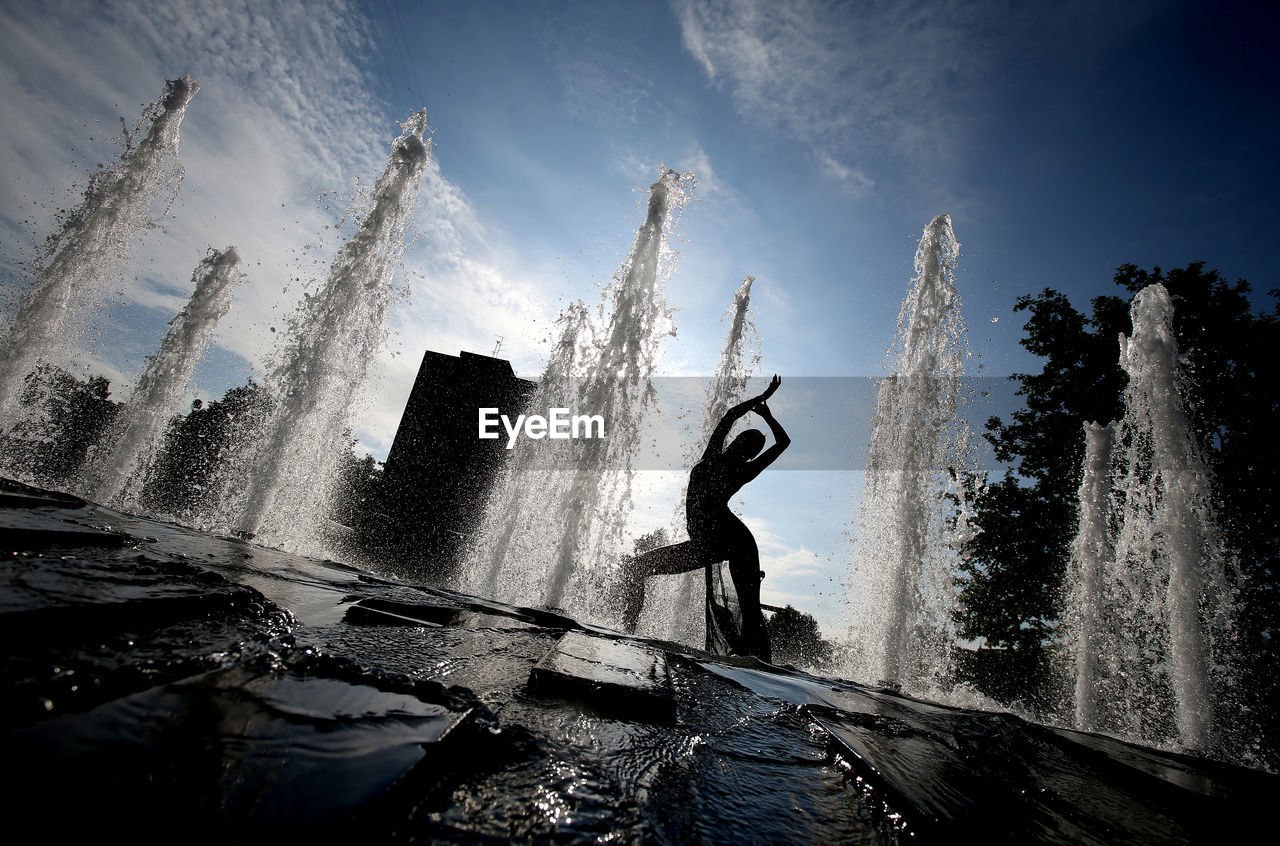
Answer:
[{"xmin": 363, "ymin": 349, "xmax": 534, "ymax": 580}]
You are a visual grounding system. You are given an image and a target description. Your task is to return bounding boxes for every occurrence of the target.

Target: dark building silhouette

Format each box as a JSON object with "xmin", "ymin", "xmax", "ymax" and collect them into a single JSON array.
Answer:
[{"xmin": 363, "ymin": 349, "xmax": 535, "ymax": 580}]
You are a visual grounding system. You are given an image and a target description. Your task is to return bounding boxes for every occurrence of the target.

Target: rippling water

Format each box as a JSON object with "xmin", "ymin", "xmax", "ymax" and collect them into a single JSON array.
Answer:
[{"xmin": 2, "ymin": 477, "xmax": 1273, "ymax": 843}]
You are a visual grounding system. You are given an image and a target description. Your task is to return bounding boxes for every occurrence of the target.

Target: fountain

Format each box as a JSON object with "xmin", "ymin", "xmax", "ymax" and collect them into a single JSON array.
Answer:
[
  {"xmin": 844, "ymin": 213, "xmax": 973, "ymax": 694},
  {"xmin": 226, "ymin": 112, "xmax": 430, "ymax": 554},
  {"xmin": 0, "ymin": 76, "xmax": 199, "ymax": 429},
  {"xmin": 80, "ymin": 247, "xmax": 242, "ymax": 509},
  {"xmin": 1064, "ymin": 283, "xmax": 1233, "ymax": 752},
  {"xmin": 1064, "ymin": 420, "xmax": 1116, "ymax": 734},
  {"xmin": 636, "ymin": 274, "xmax": 761, "ymax": 645},
  {"xmin": 2, "ymin": 77, "xmax": 1276, "ymax": 838},
  {"xmin": 460, "ymin": 299, "xmax": 594, "ymax": 601},
  {"xmin": 461, "ymin": 167, "xmax": 694, "ymax": 625},
  {"xmin": 8, "ymin": 479, "xmax": 1272, "ymax": 843}
]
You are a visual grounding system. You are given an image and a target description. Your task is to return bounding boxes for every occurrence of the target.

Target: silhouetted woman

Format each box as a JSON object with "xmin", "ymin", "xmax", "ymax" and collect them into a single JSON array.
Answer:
[{"xmin": 622, "ymin": 375, "xmax": 789, "ymax": 661}]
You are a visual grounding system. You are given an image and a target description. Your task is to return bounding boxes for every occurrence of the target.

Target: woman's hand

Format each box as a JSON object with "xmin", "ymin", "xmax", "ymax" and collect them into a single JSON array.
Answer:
[{"xmin": 758, "ymin": 374, "xmax": 781, "ymax": 403}]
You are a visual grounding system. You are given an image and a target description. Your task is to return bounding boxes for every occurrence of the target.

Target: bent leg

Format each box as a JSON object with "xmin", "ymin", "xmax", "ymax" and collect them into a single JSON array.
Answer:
[
  {"xmin": 619, "ymin": 541, "xmax": 701, "ymax": 632},
  {"xmin": 632, "ymin": 541, "xmax": 701, "ymax": 576}
]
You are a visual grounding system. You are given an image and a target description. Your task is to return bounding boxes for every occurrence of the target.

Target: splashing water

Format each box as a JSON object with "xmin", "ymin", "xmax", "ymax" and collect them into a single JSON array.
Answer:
[
  {"xmin": 1064, "ymin": 420, "xmax": 1116, "ymax": 734},
  {"xmin": 0, "ymin": 76, "xmax": 199, "ymax": 427},
  {"xmin": 228, "ymin": 112, "xmax": 430, "ymax": 553},
  {"xmin": 636, "ymin": 274, "xmax": 761, "ymax": 645},
  {"xmin": 845, "ymin": 214, "xmax": 973, "ymax": 694},
  {"xmin": 460, "ymin": 300, "xmax": 595, "ymax": 602},
  {"xmin": 1065, "ymin": 284, "xmax": 1233, "ymax": 752},
  {"xmin": 81, "ymin": 247, "xmax": 242, "ymax": 508},
  {"xmin": 461, "ymin": 167, "xmax": 694, "ymax": 624}
]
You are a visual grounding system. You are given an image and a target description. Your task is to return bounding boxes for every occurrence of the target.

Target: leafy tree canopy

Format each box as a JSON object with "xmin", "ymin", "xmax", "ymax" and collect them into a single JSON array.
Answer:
[
  {"xmin": 2, "ymin": 365, "xmax": 120, "ymax": 485},
  {"xmin": 959, "ymin": 263, "xmax": 1279, "ymax": 659},
  {"xmin": 767, "ymin": 604, "xmax": 834, "ymax": 669},
  {"xmin": 140, "ymin": 380, "xmax": 273, "ymax": 518}
]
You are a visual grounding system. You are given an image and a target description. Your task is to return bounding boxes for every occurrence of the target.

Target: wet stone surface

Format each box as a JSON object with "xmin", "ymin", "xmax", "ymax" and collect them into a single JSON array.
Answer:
[
  {"xmin": 529, "ymin": 631, "xmax": 673, "ymax": 720},
  {"xmin": 7, "ymin": 663, "xmax": 477, "ymax": 829},
  {"xmin": 2, "ymin": 480, "xmax": 1277, "ymax": 844},
  {"xmin": 0, "ymin": 548, "xmax": 293, "ymax": 726}
]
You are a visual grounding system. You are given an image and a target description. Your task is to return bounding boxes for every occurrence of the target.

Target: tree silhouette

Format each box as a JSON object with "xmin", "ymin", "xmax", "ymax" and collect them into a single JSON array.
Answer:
[
  {"xmin": 767, "ymin": 605, "xmax": 833, "ymax": 669},
  {"xmin": 960, "ymin": 263, "xmax": 1280, "ymax": 755},
  {"xmin": 2, "ymin": 365, "xmax": 120, "ymax": 486},
  {"xmin": 140, "ymin": 381, "xmax": 273, "ymax": 518},
  {"xmin": 634, "ymin": 527, "xmax": 669, "ymax": 556}
]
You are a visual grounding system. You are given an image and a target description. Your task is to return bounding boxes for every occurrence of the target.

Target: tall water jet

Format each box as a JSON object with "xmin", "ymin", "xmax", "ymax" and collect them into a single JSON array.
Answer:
[
  {"xmin": 81, "ymin": 247, "xmax": 242, "ymax": 508},
  {"xmin": 463, "ymin": 167, "xmax": 694, "ymax": 624},
  {"xmin": 459, "ymin": 300, "xmax": 595, "ymax": 600},
  {"xmin": 637, "ymin": 274, "xmax": 761, "ymax": 644},
  {"xmin": 231, "ymin": 112, "xmax": 430, "ymax": 552},
  {"xmin": 1066, "ymin": 284, "xmax": 1232, "ymax": 751},
  {"xmin": 845, "ymin": 214, "xmax": 972, "ymax": 693},
  {"xmin": 0, "ymin": 76, "xmax": 199, "ymax": 427},
  {"xmin": 1063, "ymin": 420, "xmax": 1116, "ymax": 733}
]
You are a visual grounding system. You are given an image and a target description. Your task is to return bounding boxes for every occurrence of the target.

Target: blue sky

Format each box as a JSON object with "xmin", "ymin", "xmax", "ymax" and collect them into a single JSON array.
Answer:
[{"xmin": 1, "ymin": 0, "xmax": 1276, "ymax": 634}]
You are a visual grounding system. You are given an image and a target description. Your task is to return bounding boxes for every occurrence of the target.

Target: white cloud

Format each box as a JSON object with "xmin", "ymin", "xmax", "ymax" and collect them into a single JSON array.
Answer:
[
  {"xmin": 743, "ymin": 515, "xmax": 823, "ymax": 578},
  {"xmin": 0, "ymin": 0, "xmax": 566, "ymax": 461},
  {"xmin": 546, "ymin": 11, "xmax": 678, "ymax": 135},
  {"xmin": 672, "ymin": 0, "xmax": 1162, "ymax": 201},
  {"xmin": 817, "ymin": 151, "xmax": 875, "ymax": 198},
  {"xmin": 357, "ymin": 249, "xmax": 560, "ymax": 458},
  {"xmin": 672, "ymin": 142, "xmax": 736, "ymax": 203},
  {"xmin": 610, "ymin": 151, "xmax": 654, "ymax": 186},
  {"xmin": 0, "ymin": 0, "xmax": 387, "ymax": 379},
  {"xmin": 670, "ymin": 0, "xmax": 1025, "ymax": 197},
  {"xmin": 557, "ymin": 55, "xmax": 669, "ymax": 129},
  {"xmin": 344, "ymin": 155, "xmax": 565, "ymax": 458}
]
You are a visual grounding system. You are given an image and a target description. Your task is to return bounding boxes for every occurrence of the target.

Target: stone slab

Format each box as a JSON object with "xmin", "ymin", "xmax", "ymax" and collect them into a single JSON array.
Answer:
[
  {"xmin": 1, "ymin": 509, "xmax": 134, "ymax": 549},
  {"xmin": 4, "ymin": 664, "xmax": 476, "ymax": 831},
  {"xmin": 343, "ymin": 596, "xmax": 461, "ymax": 627},
  {"xmin": 528, "ymin": 630, "xmax": 672, "ymax": 720},
  {"xmin": 808, "ymin": 708, "xmax": 985, "ymax": 838}
]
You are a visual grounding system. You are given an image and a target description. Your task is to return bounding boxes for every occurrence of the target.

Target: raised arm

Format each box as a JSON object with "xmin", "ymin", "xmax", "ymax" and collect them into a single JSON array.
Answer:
[
  {"xmin": 739, "ymin": 401, "xmax": 790, "ymax": 484},
  {"xmin": 701, "ymin": 375, "xmax": 781, "ymax": 461}
]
